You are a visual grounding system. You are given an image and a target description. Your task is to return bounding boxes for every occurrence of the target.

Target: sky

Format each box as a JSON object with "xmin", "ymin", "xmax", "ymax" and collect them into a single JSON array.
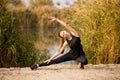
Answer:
[{"xmin": 22, "ymin": 0, "xmax": 75, "ymax": 8}]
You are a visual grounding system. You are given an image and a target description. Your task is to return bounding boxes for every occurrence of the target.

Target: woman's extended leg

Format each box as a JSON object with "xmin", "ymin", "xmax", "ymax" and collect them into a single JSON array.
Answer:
[
  {"xmin": 30, "ymin": 53, "xmax": 76, "ymax": 70},
  {"xmin": 39, "ymin": 53, "xmax": 76, "ymax": 66}
]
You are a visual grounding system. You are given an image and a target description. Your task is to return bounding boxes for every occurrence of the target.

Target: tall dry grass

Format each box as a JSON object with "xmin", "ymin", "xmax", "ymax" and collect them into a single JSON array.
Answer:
[
  {"xmin": 12, "ymin": 0, "xmax": 120, "ymax": 64},
  {"xmin": 8, "ymin": 6, "xmax": 61, "ymax": 67},
  {"xmin": 3, "ymin": 0, "xmax": 119, "ymax": 67},
  {"xmin": 0, "ymin": 0, "xmax": 47, "ymax": 67},
  {"xmin": 61, "ymin": 0, "xmax": 120, "ymax": 64}
]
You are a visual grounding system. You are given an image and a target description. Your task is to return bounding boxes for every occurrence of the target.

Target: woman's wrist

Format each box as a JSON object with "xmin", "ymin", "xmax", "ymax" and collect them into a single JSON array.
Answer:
[{"xmin": 50, "ymin": 58, "xmax": 53, "ymax": 60}]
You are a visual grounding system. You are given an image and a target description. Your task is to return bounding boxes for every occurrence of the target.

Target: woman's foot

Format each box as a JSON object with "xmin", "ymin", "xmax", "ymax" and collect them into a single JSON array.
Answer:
[
  {"xmin": 80, "ymin": 63, "xmax": 84, "ymax": 69},
  {"xmin": 30, "ymin": 64, "xmax": 39, "ymax": 70}
]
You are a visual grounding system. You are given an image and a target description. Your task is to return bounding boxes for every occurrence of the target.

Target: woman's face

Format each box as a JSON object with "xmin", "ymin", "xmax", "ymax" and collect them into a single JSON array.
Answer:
[{"xmin": 59, "ymin": 31, "xmax": 69, "ymax": 38}]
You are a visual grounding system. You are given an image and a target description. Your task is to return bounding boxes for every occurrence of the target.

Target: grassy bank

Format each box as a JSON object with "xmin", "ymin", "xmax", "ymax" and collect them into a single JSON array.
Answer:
[{"xmin": 0, "ymin": 0, "xmax": 120, "ymax": 67}]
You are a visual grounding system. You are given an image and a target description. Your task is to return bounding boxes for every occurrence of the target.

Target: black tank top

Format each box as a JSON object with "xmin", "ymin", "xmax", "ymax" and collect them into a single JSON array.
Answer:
[{"xmin": 66, "ymin": 35, "xmax": 85, "ymax": 58}]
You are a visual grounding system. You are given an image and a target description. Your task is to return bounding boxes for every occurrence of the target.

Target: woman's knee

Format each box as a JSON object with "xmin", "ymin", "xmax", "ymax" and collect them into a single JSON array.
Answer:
[
  {"xmin": 76, "ymin": 55, "xmax": 88, "ymax": 65},
  {"xmin": 82, "ymin": 59, "xmax": 88, "ymax": 65}
]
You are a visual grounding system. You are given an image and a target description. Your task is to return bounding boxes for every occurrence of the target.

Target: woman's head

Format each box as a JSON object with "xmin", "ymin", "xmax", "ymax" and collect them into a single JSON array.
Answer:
[
  {"xmin": 58, "ymin": 30, "xmax": 69, "ymax": 39},
  {"xmin": 58, "ymin": 31, "xmax": 69, "ymax": 53}
]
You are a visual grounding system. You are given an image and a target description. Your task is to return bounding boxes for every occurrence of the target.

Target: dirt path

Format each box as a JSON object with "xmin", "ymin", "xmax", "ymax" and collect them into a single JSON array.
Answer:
[{"xmin": 0, "ymin": 64, "xmax": 120, "ymax": 80}]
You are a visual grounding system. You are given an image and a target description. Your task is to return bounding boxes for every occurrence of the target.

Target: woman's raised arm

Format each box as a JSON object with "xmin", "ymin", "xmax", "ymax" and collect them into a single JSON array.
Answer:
[{"xmin": 48, "ymin": 16, "xmax": 79, "ymax": 37}]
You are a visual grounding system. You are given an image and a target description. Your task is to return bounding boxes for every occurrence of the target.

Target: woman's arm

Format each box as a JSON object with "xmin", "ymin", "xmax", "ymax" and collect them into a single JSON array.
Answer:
[
  {"xmin": 48, "ymin": 16, "xmax": 79, "ymax": 37},
  {"xmin": 45, "ymin": 41, "xmax": 68, "ymax": 64}
]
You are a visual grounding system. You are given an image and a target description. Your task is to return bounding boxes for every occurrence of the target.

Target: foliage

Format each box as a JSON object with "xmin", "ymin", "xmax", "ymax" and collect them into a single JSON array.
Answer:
[
  {"xmin": 1, "ymin": 0, "xmax": 120, "ymax": 68},
  {"xmin": 60, "ymin": 0, "xmax": 120, "ymax": 64},
  {"xmin": 9, "ymin": 0, "xmax": 23, "ymax": 7},
  {"xmin": 0, "ymin": 0, "xmax": 49, "ymax": 67},
  {"xmin": 29, "ymin": 0, "xmax": 53, "ymax": 7}
]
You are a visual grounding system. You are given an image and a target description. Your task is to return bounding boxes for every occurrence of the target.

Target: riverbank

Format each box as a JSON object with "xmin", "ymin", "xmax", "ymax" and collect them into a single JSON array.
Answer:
[{"xmin": 0, "ymin": 64, "xmax": 120, "ymax": 80}]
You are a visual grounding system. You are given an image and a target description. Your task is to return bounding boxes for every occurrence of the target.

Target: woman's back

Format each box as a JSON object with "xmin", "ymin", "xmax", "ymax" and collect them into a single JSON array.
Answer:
[{"xmin": 66, "ymin": 35, "xmax": 85, "ymax": 58}]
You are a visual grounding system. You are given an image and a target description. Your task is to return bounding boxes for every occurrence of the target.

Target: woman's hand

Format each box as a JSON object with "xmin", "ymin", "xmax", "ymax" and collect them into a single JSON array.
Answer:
[
  {"xmin": 48, "ymin": 16, "xmax": 56, "ymax": 22},
  {"xmin": 44, "ymin": 59, "xmax": 52, "ymax": 64}
]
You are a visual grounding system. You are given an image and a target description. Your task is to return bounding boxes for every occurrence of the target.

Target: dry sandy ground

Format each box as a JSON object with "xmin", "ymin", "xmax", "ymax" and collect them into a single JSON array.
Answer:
[{"xmin": 0, "ymin": 64, "xmax": 120, "ymax": 80}]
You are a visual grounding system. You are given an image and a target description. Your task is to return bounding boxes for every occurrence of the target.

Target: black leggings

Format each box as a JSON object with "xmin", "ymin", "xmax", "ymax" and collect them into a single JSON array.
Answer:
[{"xmin": 39, "ymin": 53, "xmax": 88, "ymax": 67}]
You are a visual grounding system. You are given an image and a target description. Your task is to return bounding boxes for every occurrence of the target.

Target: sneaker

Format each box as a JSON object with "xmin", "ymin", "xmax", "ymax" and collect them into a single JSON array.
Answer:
[
  {"xmin": 30, "ymin": 64, "xmax": 38, "ymax": 70},
  {"xmin": 80, "ymin": 66, "xmax": 84, "ymax": 69},
  {"xmin": 80, "ymin": 63, "xmax": 84, "ymax": 69}
]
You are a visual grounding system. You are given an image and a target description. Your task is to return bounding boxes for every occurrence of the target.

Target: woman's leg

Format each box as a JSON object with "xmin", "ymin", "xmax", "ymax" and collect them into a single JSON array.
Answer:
[
  {"xmin": 30, "ymin": 53, "xmax": 76, "ymax": 70},
  {"xmin": 39, "ymin": 53, "xmax": 76, "ymax": 66},
  {"xmin": 76, "ymin": 55, "xmax": 88, "ymax": 69}
]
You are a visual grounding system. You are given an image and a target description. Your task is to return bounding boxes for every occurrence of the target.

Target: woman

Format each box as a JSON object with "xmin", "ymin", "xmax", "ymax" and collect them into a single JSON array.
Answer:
[{"xmin": 30, "ymin": 16, "xmax": 88, "ymax": 70}]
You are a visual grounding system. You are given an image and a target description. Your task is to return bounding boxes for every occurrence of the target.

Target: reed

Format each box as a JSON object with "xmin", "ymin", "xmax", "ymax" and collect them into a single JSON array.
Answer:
[
  {"xmin": 1, "ymin": 0, "xmax": 120, "ymax": 68},
  {"xmin": 0, "ymin": 1, "xmax": 50, "ymax": 67},
  {"xmin": 10, "ymin": 0, "xmax": 120, "ymax": 64},
  {"xmin": 61, "ymin": 0, "xmax": 120, "ymax": 64}
]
